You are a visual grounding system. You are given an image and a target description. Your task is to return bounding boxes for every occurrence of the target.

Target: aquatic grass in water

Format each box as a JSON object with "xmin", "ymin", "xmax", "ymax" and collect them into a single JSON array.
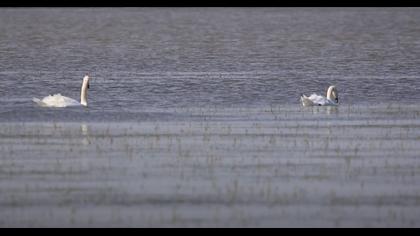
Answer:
[
  {"xmin": 1, "ymin": 8, "xmax": 420, "ymax": 227},
  {"xmin": 1, "ymin": 105, "xmax": 420, "ymax": 227}
]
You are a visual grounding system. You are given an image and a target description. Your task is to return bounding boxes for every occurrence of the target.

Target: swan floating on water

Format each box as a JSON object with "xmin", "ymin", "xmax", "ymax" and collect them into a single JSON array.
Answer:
[
  {"xmin": 33, "ymin": 75, "xmax": 90, "ymax": 108},
  {"xmin": 301, "ymin": 85, "xmax": 338, "ymax": 107}
]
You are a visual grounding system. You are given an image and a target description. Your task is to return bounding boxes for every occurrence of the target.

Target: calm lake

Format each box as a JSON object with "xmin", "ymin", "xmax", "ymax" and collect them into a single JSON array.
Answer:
[{"xmin": 1, "ymin": 8, "xmax": 420, "ymax": 227}]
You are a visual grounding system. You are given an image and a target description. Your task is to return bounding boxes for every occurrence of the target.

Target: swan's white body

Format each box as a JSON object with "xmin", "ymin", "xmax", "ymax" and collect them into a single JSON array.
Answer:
[
  {"xmin": 33, "ymin": 94, "xmax": 82, "ymax": 108},
  {"xmin": 33, "ymin": 75, "xmax": 90, "ymax": 108},
  {"xmin": 301, "ymin": 86, "xmax": 339, "ymax": 107}
]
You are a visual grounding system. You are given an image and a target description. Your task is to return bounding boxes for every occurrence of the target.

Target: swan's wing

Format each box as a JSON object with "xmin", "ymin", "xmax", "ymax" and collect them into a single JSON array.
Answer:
[
  {"xmin": 308, "ymin": 94, "xmax": 338, "ymax": 106},
  {"xmin": 301, "ymin": 95, "xmax": 315, "ymax": 107},
  {"xmin": 308, "ymin": 94, "xmax": 328, "ymax": 105},
  {"xmin": 32, "ymin": 98, "xmax": 47, "ymax": 107},
  {"xmin": 301, "ymin": 92, "xmax": 338, "ymax": 107},
  {"xmin": 301, "ymin": 94, "xmax": 335, "ymax": 106},
  {"xmin": 37, "ymin": 94, "xmax": 80, "ymax": 108}
]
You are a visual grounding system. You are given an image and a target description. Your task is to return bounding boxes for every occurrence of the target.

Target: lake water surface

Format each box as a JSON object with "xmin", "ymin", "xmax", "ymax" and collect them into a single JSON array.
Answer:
[{"xmin": 1, "ymin": 8, "xmax": 420, "ymax": 227}]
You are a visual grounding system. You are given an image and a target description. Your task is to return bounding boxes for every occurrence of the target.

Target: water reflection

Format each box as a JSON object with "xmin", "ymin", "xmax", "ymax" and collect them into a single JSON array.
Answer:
[
  {"xmin": 81, "ymin": 123, "xmax": 90, "ymax": 146},
  {"xmin": 304, "ymin": 105, "xmax": 339, "ymax": 115}
]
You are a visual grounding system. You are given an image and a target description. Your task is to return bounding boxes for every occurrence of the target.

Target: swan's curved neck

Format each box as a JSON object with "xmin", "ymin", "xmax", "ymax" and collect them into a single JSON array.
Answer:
[
  {"xmin": 326, "ymin": 86, "xmax": 337, "ymax": 102},
  {"xmin": 81, "ymin": 79, "xmax": 89, "ymax": 106},
  {"xmin": 327, "ymin": 87, "xmax": 334, "ymax": 100}
]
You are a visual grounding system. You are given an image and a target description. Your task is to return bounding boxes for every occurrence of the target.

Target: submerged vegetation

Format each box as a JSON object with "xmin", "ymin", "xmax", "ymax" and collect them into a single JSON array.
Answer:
[{"xmin": 1, "ymin": 105, "xmax": 420, "ymax": 227}]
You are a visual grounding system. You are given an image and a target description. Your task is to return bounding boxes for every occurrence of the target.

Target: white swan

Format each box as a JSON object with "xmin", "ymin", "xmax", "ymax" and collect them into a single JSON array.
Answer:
[
  {"xmin": 33, "ymin": 75, "xmax": 90, "ymax": 108},
  {"xmin": 301, "ymin": 85, "xmax": 339, "ymax": 107}
]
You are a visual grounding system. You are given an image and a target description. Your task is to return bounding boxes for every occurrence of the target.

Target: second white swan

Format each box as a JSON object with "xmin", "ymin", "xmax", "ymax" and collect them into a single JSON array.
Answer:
[
  {"xmin": 301, "ymin": 85, "xmax": 339, "ymax": 107},
  {"xmin": 33, "ymin": 75, "xmax": 91, "ymax": 108}
]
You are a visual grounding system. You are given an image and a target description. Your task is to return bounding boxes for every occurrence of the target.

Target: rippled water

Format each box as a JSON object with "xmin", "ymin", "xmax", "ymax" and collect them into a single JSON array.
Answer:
[
  {"xmin": 1, "ymin": 8, "xmax": 420, "ymax": 121},
  {"xmin": 1, "ymin": 8, "xmax": 420, "ymax": 227}
]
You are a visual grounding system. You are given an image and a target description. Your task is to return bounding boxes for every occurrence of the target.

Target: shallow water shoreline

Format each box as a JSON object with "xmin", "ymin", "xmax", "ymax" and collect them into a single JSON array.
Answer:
[
  {"xmin": 1, "ymin": 106, "xmax": 420, "ymax": 227},
  {"xmin": 2, "ymin": 7, "xmax": 420, "ymax": 227}
]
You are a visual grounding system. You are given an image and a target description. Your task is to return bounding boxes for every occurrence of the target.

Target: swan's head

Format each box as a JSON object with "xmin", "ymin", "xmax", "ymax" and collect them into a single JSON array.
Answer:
[
  {"xmin": 327, "ymin": 85, "xmax": 338, "ymax": 103},
  {"xmin": 83, "ymin": 75, "xmax": 90, "ymax": 89}
]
